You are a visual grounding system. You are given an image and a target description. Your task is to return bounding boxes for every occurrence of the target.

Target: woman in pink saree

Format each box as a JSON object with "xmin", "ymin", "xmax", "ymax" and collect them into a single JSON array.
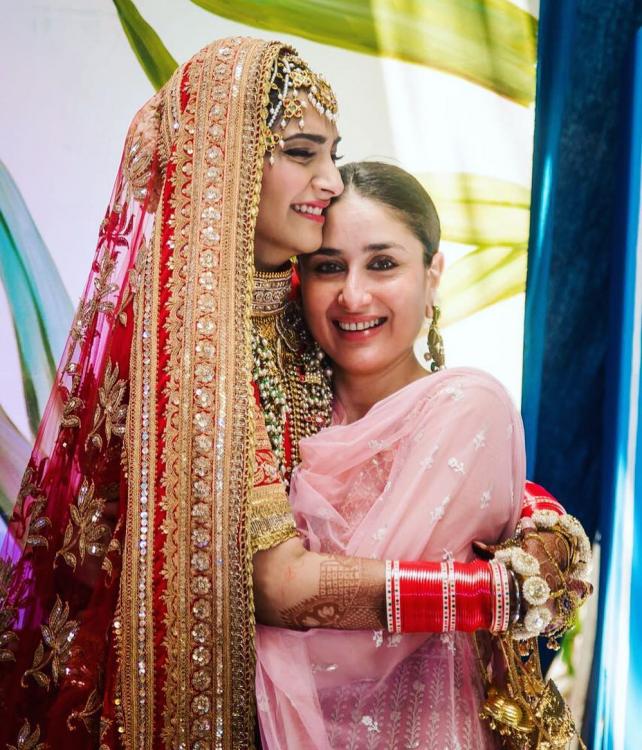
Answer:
[{"xmin": 256, "ymin": 162, "xmax": 532, "ymax": 749}]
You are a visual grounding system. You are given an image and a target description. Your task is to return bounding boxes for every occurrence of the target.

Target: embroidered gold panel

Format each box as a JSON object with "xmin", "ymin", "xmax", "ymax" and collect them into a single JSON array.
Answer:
[{"xmin": 120, "ymin": 38, "xmax": 292, "ymax": 750}]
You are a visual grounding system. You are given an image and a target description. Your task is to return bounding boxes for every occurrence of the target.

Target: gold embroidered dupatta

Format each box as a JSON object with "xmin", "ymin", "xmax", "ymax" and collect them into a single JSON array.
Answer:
[{"xmin": 119, "ymin": 38, "xmax": 289, "ymax": 749}]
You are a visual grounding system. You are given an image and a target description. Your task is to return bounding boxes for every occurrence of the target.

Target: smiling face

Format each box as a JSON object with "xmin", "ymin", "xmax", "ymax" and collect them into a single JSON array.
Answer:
[
  {"xmin": 254, "ymin": 106, "xmax": 344, "ymax": 270},
  {"xmin": 300, "ymin": 189, "xmax": 444, "ymax": 383}
]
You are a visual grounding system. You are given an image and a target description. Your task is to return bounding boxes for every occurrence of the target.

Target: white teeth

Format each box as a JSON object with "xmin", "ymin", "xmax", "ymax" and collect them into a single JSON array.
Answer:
[
  {"xmin": 294, "ymin": 204, "xmax": 323, "ymax": 216},
  {"xmin": 337, "ymin": 318, "xmax": 384, "ymax": 331}
]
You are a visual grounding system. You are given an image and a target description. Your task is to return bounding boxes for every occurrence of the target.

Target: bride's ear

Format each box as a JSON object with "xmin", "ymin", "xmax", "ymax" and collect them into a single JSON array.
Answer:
[{"xmin": 424, "ymin": 251, "xmax": 445, "ymax": 312}]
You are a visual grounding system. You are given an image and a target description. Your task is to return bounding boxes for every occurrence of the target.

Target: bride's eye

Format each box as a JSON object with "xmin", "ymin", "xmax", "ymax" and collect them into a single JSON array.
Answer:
[
  {"xmin": 369, "ymin": 256, "xmax": 397, "ymax": 271},
  {"xmin": 285, "ymin": 148, "xmax": 314, "ymax": 159}
]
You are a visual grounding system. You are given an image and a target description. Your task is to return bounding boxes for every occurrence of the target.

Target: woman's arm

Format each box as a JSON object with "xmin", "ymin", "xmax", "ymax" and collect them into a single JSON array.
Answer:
[
  {"xmin": 253, "ymin": 536, "xmax": 386, "ymax": 629},
  {"xmin": 253, "ymin": 536, "xmax": 534, "ymax": 632}
]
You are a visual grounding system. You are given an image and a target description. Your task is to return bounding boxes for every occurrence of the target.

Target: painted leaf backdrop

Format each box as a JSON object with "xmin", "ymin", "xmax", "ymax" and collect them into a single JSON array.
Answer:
[
  {"xmin": 190, "ymin": 0, "xmax": 537, "ymax": 105},
  {"xmin": 420, "ymin": 173, "xmax": 529, "ymax": 327},
  {"xmin": 0, "ymin": 162, "xmax": 73, "ymax": 437},
  {"xmin": 0, "ymin": 2, "xmax": 535, "ymax": 525}
]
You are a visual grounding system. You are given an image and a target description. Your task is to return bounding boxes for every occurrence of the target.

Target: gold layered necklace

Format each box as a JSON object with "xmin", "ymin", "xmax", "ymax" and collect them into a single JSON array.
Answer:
[{"xmin": 251, "ymin": 265, "xmax": 333, "ymax": 482}]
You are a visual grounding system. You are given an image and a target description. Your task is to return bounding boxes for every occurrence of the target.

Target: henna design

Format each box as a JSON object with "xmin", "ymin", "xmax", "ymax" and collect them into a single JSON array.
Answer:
[{"xmin": 280, "ymin": 556, "xmax": 385, "ymax": 630}]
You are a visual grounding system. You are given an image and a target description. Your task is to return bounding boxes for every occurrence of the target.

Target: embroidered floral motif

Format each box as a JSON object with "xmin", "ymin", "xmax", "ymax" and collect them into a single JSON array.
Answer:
[
  {"xmin": 448, "ymin": 457, "xmax": 465, "ymax": 474},
  {"xmin": 387, "ymin": 633, "xmax": 403, "ymax": 648},
  {"xmin": 372, "ymin": 630, "xmax": 384, "ymax": 648},
  {"xmin": 66, "ymin": 688, "xmax": 102, "ymax": 733},
  {"xmin": 361, "ymin": 715, "xmax": 380, "ymax": 733},
  {"xmin": 420, "ymin": 444, "xmax": 439, "ymax": 471},
  {"xmin": 54, "ymin": 478, "xmax": 112, "ymax": 572},
  {"xmin": 431, "ymin": 495, "xmax": 451, "ymax": 522},
  {"xmin": 372, "ymin": 527, "xmax": 387, "ymax": 542},
  {"xmin": 7, "ymin": 720, "xmax": 46, "ymax": 750},
  {"xmin": 69, "ymin": 248, "xmax": 118, "ymax": 347},
  {"xmin": 480, "ymin": 489, "xmax": 492, "ymax": 509},
  {"xmin": 11, "ymin": 466, "xmax": 50, "ymax": 547},
  {"xmin": 0, "ymin": 559, "xmax": 18, "ymax": 663},
  {"xmin": 115, "ymin": 242, "xmax": 149, "ymax": 326},
  {"xmin": 21, "ymin": 595, "xmax": 79, "ymax": 690},
  {"xmin": 473, "ymin": 429, "xmax": 487, "ymax": 450},
  {"xmin": 101, "ymin": 531, "xmax": 123, "ymax": 583},
  {"xmin": 85, "ymin": 359, "xmax": 127, "ymax": 451}
]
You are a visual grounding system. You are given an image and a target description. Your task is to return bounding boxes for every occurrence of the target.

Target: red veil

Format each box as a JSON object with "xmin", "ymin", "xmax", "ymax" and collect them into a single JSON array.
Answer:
[{"xmin": 0, "ymin": 38, "xmax": 293, "ymax": 750}]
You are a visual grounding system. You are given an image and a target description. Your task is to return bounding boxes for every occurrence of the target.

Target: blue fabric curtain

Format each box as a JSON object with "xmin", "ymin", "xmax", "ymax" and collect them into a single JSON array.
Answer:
[{"xmin": 523, "ymin": 1, "xmax": 642, "ymax": 744}]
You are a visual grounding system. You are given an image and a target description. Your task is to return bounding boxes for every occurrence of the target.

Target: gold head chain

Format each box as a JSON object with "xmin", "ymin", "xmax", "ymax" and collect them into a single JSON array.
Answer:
[{"xmin": 263, "ymin": 52, "xmax": 339, "ymax": 164}]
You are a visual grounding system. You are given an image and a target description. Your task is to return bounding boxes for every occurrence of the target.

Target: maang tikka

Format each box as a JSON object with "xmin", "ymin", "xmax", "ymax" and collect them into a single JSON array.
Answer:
[
  {"xmin": 424, "ymin": 305, "xmax": 446, "ymax": 372},
  {"xmin": 263, "ymin": 52, "xmax": 339, "ymax": 166}
]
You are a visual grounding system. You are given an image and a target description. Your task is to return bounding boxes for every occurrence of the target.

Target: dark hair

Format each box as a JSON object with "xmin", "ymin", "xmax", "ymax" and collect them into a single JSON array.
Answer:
[{"xmin": 337, "ymin": 162, "xmax": 440, "ymax": 266}]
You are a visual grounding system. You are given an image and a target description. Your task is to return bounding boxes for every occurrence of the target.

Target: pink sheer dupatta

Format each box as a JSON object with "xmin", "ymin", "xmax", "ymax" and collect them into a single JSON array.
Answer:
[{"xmin": 256, "ymin": 368, "xmax": 526, "ymax": 750}]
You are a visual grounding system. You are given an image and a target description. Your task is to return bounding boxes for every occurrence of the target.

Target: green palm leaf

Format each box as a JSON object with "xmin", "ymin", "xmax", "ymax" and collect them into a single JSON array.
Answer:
[
  {"xmin": 419, "ymin": 172, "xmax": 530, "ymax": 247},
  {"xmin": 113, "ymin": 0, "xmax": 178, "ymax": 91},
  {"xmin": 0, "ymin": 406, "xmax": 30, "ymax": 523},
  {"xmin": 190, "ymin": 0, "xmax": 537, "ymax": 105},
  {"xmin": 0, "ymin": 162, "xmax": 73, "ymax": 436},
  {"xmin": 440, "ymin": 244, "xmax": 527, "ymax": 327},
  {"xmin": 415, "ymin": 173, "xmax": 529, "ymax": 326}
]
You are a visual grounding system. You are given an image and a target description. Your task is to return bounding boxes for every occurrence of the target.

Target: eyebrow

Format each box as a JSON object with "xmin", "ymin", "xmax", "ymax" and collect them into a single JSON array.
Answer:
[
  {"xmin": 314, "ymin": 242, "xmax": 405, "ymax": 256},
  {"xmin": 282, "ymin": 133, "xmax": 342, "ymax": 147}
]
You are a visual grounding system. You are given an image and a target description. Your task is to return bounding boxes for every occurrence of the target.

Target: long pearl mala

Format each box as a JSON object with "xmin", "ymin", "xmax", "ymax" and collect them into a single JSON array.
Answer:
[{"xmin": 251, "ymin": 300, "xmax": 332, "ymax": 483}]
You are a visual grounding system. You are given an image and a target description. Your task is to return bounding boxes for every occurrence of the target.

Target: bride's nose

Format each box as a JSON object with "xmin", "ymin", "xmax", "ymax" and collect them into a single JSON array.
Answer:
[{"xmin": 337, "ymin": 271, "xmax": 372, "ymax": 309}]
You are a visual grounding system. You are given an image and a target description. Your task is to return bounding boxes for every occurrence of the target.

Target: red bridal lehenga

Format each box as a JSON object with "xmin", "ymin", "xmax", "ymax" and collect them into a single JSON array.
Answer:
[{"xmin": 0, "ymin": 38, "xmax": 318, "ymax": 750}]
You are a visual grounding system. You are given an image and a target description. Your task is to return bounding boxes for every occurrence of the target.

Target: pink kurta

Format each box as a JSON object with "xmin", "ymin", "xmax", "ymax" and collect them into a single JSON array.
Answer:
[{"xmin": 256, "ymin": 368, "xmax": 526, "ymax": 750}]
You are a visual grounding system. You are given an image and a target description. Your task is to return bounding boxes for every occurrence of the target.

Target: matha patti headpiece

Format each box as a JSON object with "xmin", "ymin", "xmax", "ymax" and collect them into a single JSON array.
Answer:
[{"xmin": 263, "ymin": 52, "xmax": 339, "ymax": 165}]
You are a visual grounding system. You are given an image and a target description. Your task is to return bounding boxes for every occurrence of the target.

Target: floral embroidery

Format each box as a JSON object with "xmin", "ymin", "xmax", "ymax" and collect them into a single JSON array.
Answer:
[
  {"xmin": 115, "ymin": 241, "xmax": 148, "ymax": 326},
  {"xmin": 21, "ymin": 595, "xmax": 79, "ymax": 690},
  {"xmin": 7, "ymin": 720, "xmax": 46, "ymax": 750},
  {"xmin": 372, "ymin": 526, "xmax": 387, "ymax": 542},
  {"xmin": 420, "ymin": 444, "xmax": 439, "ymax": 471},
  {"xmin": 66, "ymin": 688, "xmax": 102, "ymax": 732},
  {"xmin": 480, "ymin": 489, "xmax": 492, "ymax": 509},
  {"xmin": 440, "ymin": 633, "xmax": 457, "ymax": 653},
  {"xmin": 372, "ymin": 630, "xmax": 384, "ymax": 648},
  {"xmin": 85, "ymin": 359, "xmax": 127, "ymax": 451},
  {"xmin": 473, "ymin": 429, "xmax": 486, "ymax": 450},
  {"xmin": 54, "ymin": 478, "xmax": 112, "ymax": 572},
  {"xmin": 387, "ymin": 633, "xmax": 403, "ymax": 648},
  {"xmin": 448, "ymin": 458, "xmax": 465, "ymax": 474},
  {"xmin": 361, "ymin": 715, "xmax": 380, "ymax": 733},
  {"xmin": 0, "ymin": 559, "xmax": 18, "ymax": 663},
  {"xmin": 61, "ymin": 395, "xmax": 84, "ymax": 429},
  {"xmin": 431, "ymin": 495, "xmax": 451, "ymax": 522},
  {"xmin": 11, "ymin": 466, "xmax": 50, "ymax": 548}
]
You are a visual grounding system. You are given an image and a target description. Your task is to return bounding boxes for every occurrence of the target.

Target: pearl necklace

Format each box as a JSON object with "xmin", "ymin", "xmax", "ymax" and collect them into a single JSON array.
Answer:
[{"xmin": 251, "ymin": 267, "xmax": 332, "ymax": 483}]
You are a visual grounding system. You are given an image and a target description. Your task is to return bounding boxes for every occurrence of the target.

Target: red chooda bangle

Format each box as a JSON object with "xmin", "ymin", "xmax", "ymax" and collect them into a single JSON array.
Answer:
[
  {"xmin": 386, "ymin": 559, "xmax": 509, "ymax": 634},
  {"xmin": 521, "ymin": 481, "xmax": 565, "ymax": 518}
]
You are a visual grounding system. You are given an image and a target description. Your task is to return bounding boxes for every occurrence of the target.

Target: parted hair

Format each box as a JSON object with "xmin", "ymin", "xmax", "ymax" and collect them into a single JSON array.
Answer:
[{"xmin": 337, "ymin": 161, "xmax": 441, "ymax": 266}]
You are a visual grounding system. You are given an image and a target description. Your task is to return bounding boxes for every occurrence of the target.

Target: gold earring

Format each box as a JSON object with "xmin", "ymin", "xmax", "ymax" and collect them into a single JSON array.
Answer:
[{"xmin": 423, "ymin": 305, "xmax": 445, "ymax": 372}]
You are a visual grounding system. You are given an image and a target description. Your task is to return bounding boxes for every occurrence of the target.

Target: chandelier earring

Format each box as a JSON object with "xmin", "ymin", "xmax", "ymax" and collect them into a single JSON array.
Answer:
[{"xmin": 423, "ymin": 305, "xmax": 445, "ymax": 372}]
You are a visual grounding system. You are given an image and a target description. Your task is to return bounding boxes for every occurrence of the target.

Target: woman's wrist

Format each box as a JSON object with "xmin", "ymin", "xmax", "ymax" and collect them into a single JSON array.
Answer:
[{"xmin": 385, "ymin": 559, "xmax": 511, "ymax": 634}]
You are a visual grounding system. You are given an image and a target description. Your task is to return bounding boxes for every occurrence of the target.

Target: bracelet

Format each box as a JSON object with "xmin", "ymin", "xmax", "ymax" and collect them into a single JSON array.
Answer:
[
  {"xmin": 384, "ymin": 560, "xmax": 509, "ymax": 634},
  {"xmin": 493, "ymin": 546, "xmax": 551, "ymax": 641}
]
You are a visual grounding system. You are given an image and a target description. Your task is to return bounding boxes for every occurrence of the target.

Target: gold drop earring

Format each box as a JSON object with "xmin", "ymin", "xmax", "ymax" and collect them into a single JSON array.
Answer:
[{"xmin": 423, "ymin": 305, "xmax": 446, "ymax": 372}]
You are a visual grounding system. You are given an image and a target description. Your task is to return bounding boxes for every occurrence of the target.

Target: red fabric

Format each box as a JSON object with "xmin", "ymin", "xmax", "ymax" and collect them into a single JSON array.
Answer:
[
  {"xmin": 521, "ymin": 480, "xmax": 566, "ymax": 517},
  {"xmin": 397, "ymin": 560, "xmax": 494, "ymax": 633},
  {"xmin": 0, "ymin": 112, "xmax": 156, "ymax": 747}
]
